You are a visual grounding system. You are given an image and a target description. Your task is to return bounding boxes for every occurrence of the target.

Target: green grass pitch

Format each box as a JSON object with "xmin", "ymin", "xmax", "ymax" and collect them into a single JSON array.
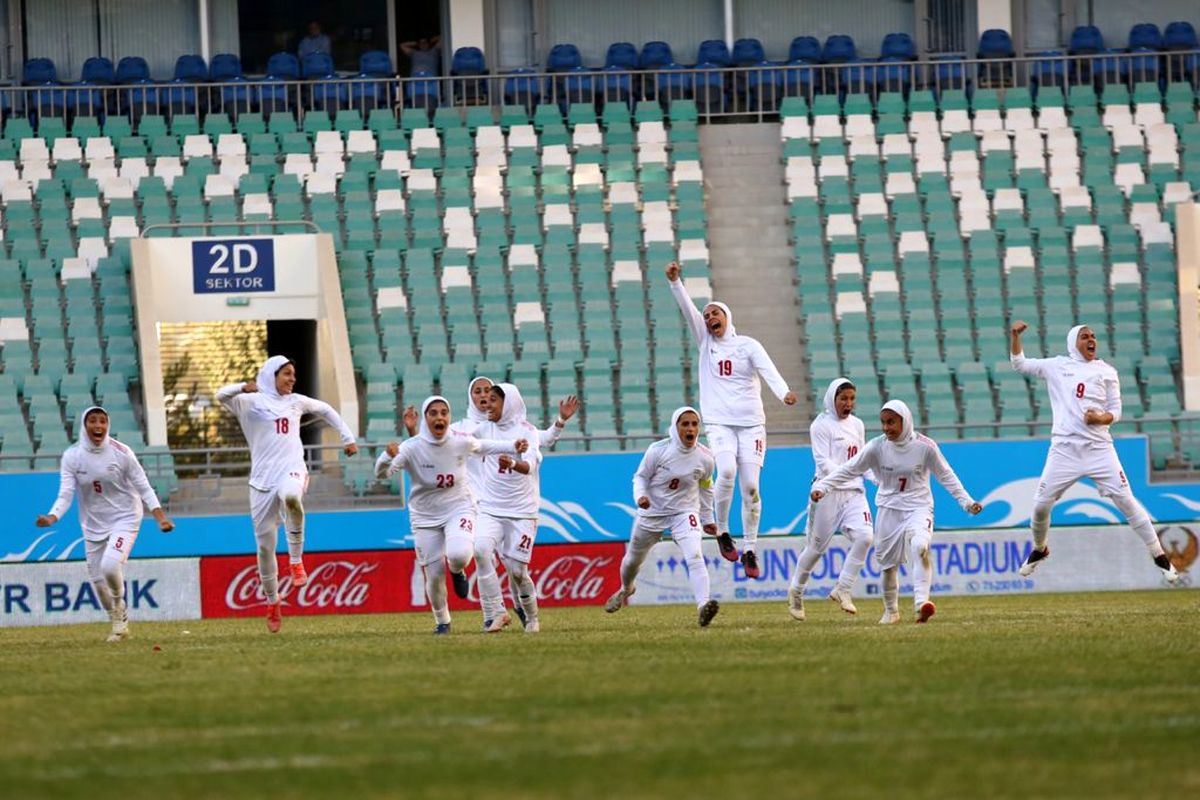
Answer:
[{"xmin": 2, "ymin": 591, "xmax": 1197, "ymax": 799}]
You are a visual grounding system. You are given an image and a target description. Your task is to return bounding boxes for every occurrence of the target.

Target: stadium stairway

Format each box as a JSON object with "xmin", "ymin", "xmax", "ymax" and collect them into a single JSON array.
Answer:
[{"xmin": 700, "ymin": 123, "xmax": 811, "ymax": 441}]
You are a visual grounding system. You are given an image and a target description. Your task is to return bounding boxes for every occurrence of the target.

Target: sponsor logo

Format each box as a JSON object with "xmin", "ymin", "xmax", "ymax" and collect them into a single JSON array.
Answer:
[
  {"xmin": 1158, "ymin": 525, "xmax": 1198, "ymax": 573},
  {"xmin": 201, "ymin": 551, "xmax": 411, "ymax": 618},
  {"xmin": 191, "ymin": 238, "xmax": 275, "ymax": 294}
]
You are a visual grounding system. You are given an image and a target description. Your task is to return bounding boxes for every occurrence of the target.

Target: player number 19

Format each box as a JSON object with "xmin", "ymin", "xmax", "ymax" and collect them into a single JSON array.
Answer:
[{"xmin": 717, "ymin": 359, "xmax": 733, "ymax": 376}]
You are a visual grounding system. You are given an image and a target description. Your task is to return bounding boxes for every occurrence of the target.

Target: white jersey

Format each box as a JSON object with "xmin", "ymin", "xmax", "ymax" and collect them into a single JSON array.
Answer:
[
  {"xmin": 815, "ymin": 433, "xmax": 975, "ymax": 513},
  {"xmin": 218, "ymin": 384, "xmax": 355, "ymax": 491},
  {"xmin": 669, "ymin": 279, "xmax": 790, "ymax": 427},
  {"xmin": 1011, "ymin": 352, "xmax": 1121, "ymax": 445},
  {"xmin": 474, "ymin": 421, "xmax": 542, "ymax": 519},
  {"xmin": 375, "ymin": 431, "xmax": 517, "ymax": 528},
  {"xmin": 49, "ymin": 438, "xmax": 161, "ymax": 541},
  {"xmin": 451, "ymin": 416, "xmax": 562, "ymax": 491},
  {"xmin": 633, "ymin": 439, "xmax": 717, "ymax": 528},
  {"xmin": 810, "ymin": 413, "xmax": 868, "ymax": 492}
]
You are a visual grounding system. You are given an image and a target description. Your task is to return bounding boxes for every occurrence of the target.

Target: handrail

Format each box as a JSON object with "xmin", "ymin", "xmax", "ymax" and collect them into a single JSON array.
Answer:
[
  {"xmin": 141, "ymin": 220, "xmax": 320, "ymax": 237},
  {"xmin": 1, "ymin": 49, "xmax": 1197, "ymax": 125}
]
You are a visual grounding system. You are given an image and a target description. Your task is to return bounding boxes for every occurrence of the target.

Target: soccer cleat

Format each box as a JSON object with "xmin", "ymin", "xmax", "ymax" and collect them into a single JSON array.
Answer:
[
  {"xmin": 741, "ymin": 549, "xmax": 761, "ymax": 579},
  {"xmin": 698, "ymin": 600, "xmax": 720, "ymax": 627},
  {"xmin": 106, "ymin": 602, "xmax": 129, "ymax": 642},
  {"xmin": 915, "ymin": 601, "xmax": 936, "ymax": 623},
  {"xmin": 828, "ymin": 586, "xmax": 858, "ymax": 615},
  {"xmin": 450, "ymin": 570, "xmax": 470, "ymax": 599},
  {"xmin": 879, "ymin": 610, "xmax": 901, "ymax": 625},
  {"xmin": 787, "ymin": 587, "xmax": 806, "ymax": 621},
  {"xmin": 433, "ymin": 622, "xmax": 451, "ymax": 635},
  {"xmin": 604, "ymin": 585, "xmax": 635, "ymax": 613},
  {"xmin": 483, "ymin": 612, "xmax": 512, "ymax": 633},
  {"xmin": 266, "ymin": 601, "xmax": 282, "ymax": 633},
  {"xmin": 289, "ymin": 561, "xmax": 308, "ymax": 587},
  {"xmin": 1018, "ymin": 545, "xmax": 1050, "ymax": 576},
  {"xmin": 524, "ymin": 618, "xmax": 541, "ymax": 634},
  {"xmin": 715, "ymin": 532, "xmax": 739, "ymax": 562},
  {"xmin": 1154, "ymin": 554, "xmax": 1180, "ymax": 584},
  {"xmin": 513, "ymin": 604, "xmax": 528, "ymax": 627}
]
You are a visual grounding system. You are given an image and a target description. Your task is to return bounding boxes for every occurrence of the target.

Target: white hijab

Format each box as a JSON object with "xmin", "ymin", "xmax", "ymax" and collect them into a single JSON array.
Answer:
[
  {"xmin": 78, "ymin": 405, "xmax": 110, "ymax": 453},
  {"xmin": 418, "ymin": 395, "xmax": 451, "ymax": 443},
  {"xmin": 492, "ymin": 382, "xmax": 527, "ymax": 430},
  {"xmin": 251, "ymin": 355, "xmax": 295, "ymax": 418},
  {"xmin": 466, "ymin": 376, "xmax": 493, "ymax": 423},
  {"xmin": 1066, "ymin": 324, "xmax": 1087, "ymax": 362},
  {"xmin": 822, "ymin": 377, "xmax": 854, "ymax": 418},
  {"xmin": 882, "ymin": 399, "xmax": 916, "ymax": 449},
  {"xmin": 668, "ymin": 406, "xmax": 702, "ymax": 453},
  {"xmin": 703, "ymin": 300, "xmax": 737, "ymax": 339}
]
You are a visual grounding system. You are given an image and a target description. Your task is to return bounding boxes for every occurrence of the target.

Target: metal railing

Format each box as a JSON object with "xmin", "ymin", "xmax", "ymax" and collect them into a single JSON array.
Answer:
[{"xmin": 2, "ymin": 49, "xmax": 1198, "ymax": 125}]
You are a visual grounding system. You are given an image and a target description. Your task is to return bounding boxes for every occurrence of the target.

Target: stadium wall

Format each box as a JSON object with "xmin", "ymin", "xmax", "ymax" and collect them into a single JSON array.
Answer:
[
  {"xmin": 4, "ymin": 437, "xmax": 1200, "ymax": 564},
  {"xmin": 3, "ymin": 525, "xmax": 1194, "ymax": 627}
]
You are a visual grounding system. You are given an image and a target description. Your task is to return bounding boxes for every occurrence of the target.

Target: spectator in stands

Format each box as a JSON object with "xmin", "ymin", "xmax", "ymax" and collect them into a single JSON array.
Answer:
[
  {"xmin": 402, "ymin": 34, "xmax": 442, "ymax": 75},
  {"xmin": 298, "ymin": 21, "xmax": 332, "ymax": 61}
]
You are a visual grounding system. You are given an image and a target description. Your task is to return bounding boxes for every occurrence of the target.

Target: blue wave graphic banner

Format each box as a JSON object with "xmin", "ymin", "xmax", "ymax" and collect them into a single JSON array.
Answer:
[{"xmin": 4, "ymin": 436, "xmax": 1198, "ymax": 563}]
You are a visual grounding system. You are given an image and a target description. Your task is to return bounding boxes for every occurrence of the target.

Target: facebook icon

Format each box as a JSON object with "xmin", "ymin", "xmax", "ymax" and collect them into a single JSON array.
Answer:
[{"xmin": 191, "ymin": 239, "xmax": 276, "ymax": 293}]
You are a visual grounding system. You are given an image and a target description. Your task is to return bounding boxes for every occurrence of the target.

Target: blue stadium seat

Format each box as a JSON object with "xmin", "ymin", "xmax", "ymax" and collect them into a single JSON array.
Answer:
[
  {"xmin": 1068, "ymin": 25, "xmax": 1104, "ymax": 83},
  {"xmin": 352, "ymin": 50, "xmax": 394, "ymax": 109},
  {"xmin": 116, "ymin": 56, "xmax": 150, "ymax": 83},
  {"xmin": 1164, "ymin": 20, "xmax": 1198, "ymax": 50},
  {"xmin": 1122, "ymin": 24, "xmax": 1164, "ymax": 82},
  {"xmin": 1128, "ymin": 23, "xmax": 1164, "ymax": 51},
  {"xmin": 547, "ymin": 43, "xmax": 583, "ymax": 72},
  {"xmin": 639, "ymin": 41, "xmax": 674, "ymax": 70},
  {"xmin": 261, "ymin": 52, "xmax": 300, "ymax": 114},
  {"xmin": 69, "ymin": 56, "xmax": 116, "ymax": 115},
  {"xmin": 22, "ymin": 57, "xmax": 66, "ymax": 117},
  {"xmin": 881, "ymin": 32, "xmax": 916, "ymax": 61},
  {"xmin": 598, "ymin": 65, "xmax": 633, "ymax": 107},
  {"xmin": 209, "ymin": 53, "xmax": 244, "ymax": 82},
  {"xmin": 978, "ymin": 28, "xmax": 1015, "ymax": 84},
  {"xmin": 789, "ymin": 36, "xmax": 821, "ymax": 63},
  {"xmin": 166, "ymin": 54, "xmax": 207, "ymax": 113},
  {"xmin": 605, "ymin": 42, "xmax": 639, "ymax": 71},
  {"xmin": 504, "ymin": 67, "xmax": 541, "ymax": 111},
  {"xmin": 210, "ymin": 53, "xmax": 257, "ymax": 114},
  {"xmin": 732, "ymin": 38, "xmax": 764, "ymax": 66},
  {"xmin": 821, "ymin": 35, "xmax": 857, "ymax": 63},
  {"xmin": 266, "ymin": 51, "xmax": 301, "ymax": 79},
  {"xmin": 303, "ymin": 52, "xmax": 348, "ymax": 112},
  {"xmin": 561, "ymin": 66, "xmax": 595, "ymax": 106},
  {"xmin": 698, "ymin": 39, "xmax": 732, "ymax": 67},
  {"xmin": 451, "ymin": 46, "xmax": 488, "ymax": 103},
  {"xmin": 405, "ymin": 70, "xmax": 440, "ymax": 111},
  {"xmin": 117, "ymin": 57, "xmax": 157, "ymax": 116}
]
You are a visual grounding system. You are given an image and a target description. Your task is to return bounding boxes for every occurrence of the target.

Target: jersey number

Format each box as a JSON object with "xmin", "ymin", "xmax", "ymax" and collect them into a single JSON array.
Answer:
[
  {"xmin": 92, "ymin": 481, "xmax": 102, "ymax": 494},
  {"xmin": 667, "ymin": 478, "xmax": 680, "ymax": 490},
  {"xmin": 847, "ymin": 446, "xmax": 858, "ymax": 459},
  {"xmin": 1075, "ymin": 382, "xmax": 1085, "ymax": 398},
  {"xmin": 755, "ymin": 439, "xmax": 764, "ymax": 455},
  {"xmin": 436, "ymin": 473, "xmax": 455, "ymax": 488},
  {"xmin": 275, "ymin": 418, "xmax": 290, "ymax": 434},
  {"xmin": 459, "ymin": 517, "xmax": 473, "ymax": 532},
  {"xmin": 688, "ymin": 514, "xmax": 699, "ymax": 528},
  {"xmin": 898, "ymin": 477, "xmax": 907, "ymax": 491},
  {"xmin": 113, "ymin": 536, "xmax": 125, "ymax": 551},
  {"xmin": 717, "ymin": 360, "xmax": 733, "ymax": 377},
  {"xmin": 518, "ymin": 534, "xmax": 533, "ymax": 550},
  {"xmin": 498, "ymin": 462, "xmax": 513, "ymax": 475}
]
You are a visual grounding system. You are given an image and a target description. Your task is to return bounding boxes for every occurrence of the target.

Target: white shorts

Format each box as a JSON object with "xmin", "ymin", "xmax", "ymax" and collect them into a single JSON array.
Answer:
[
  {"xmin": 636, "ymin": 511, "xmax": 705, "ymax": 542},
  {"xmin": 873, "ymin": 506, "xmax": 933, "ymax": 570},
  {"xmin": 1035, "ymin": 439, "xmax": 1131, "ymax": 505},
  {"xmin": 705, "ymin": 423, "xmax": 767, "ymax": 467},
  {"xmin": 806, "ymin": 490, "xmax": 872, "ymax": 553},
  {"xmin": 476, "ymin": 514, "xmax": 538, "ymax": 564},
  {"xmin": 84, "ymin": 531, "xmax": 138, "ymax": 582},
  {"xmin": 249, "ymin": 474, "xmax": 308, "ymax": 532},
  {"xmin": 413, "ymin": 508, "xmax": 477, "ymax": 567}
]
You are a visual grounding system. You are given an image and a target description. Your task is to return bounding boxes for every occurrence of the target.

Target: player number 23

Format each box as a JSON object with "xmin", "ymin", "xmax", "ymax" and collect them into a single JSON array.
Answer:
[{"xmin": 435, "ymin": 473, "xmax": 455, "ymax": 488}]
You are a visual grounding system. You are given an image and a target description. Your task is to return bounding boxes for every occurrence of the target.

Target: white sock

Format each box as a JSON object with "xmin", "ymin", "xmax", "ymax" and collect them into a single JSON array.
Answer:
[
  {"xmin": 882, "ymin": 567, "xmax": 899, "ymax": 614},
  {"xmin": 790, "ymin": 545, "xmax": 823, "ymax": 592},
  {"xmin": 912, "ymin": 543, "xmax": 933, "ymax": 608},
  {"xmin": 474, "ymin": 547, "xmax": 505, "ymax": 620},
  {"xmin": 507, "ymin": 560, "xmax": 539, "ymax": 622},
  {"xmin": 286, "ymin": 530, "xmax": 304, "ymax": 564},
  {"xmin": 1031, "ymin": 503, "xmax": 1051, "ymax": 550},
  {"xmin": 424, "ymin": 565, "xmax": 450, "ymax": 624},
  {"xmin": 739, "ymin": 462, "xmax": 762, "ymax": 548},
  {"xmin": 92, "ymin": 580, "xmax": 115, "ymax": 613},
  {"xmin": 1110, "ymin": 492, "xmax": 1166, "ymax": 556},
  {"xmin": 837, "ymin": 533, "xmax": 872, "ymax": 593},
  {"xmin": 685, "ymin": 552, "xmax": 710, "ymax": 607}
]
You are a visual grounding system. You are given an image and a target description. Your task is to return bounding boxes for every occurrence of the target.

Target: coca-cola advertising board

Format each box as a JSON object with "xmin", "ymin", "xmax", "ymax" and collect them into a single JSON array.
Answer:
[
  {"xmin": 200, "ymin": 543, "xmax": 626, "ymax": 619},
  {"xmin": 201, "ymin": 550, "xmax": 414, "ymax": 618}
]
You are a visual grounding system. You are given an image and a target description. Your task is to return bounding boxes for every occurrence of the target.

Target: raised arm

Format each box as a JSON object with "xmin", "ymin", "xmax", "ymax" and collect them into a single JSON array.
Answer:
[
  {"xmin": 470, "ymin": 437, "xmax": 522, "ymax": 457},
  {"xmin": 1009, "ymin": 320, "xmax": 1052, "ymax": 378},
  {"xmin": 666, "ymin": 262, "xmax": 707, "ymax": 346},
  {"xmin": 375, "ymin": 441, "xmax": 406, "ymax": 479},
  {"xmin": 216, "ymin": 382, "xmax": 251, "ymax": 412},
  {"xmin": 539, "ymin": 395, "xmax": 579, "ymax": 448},
  {"xmin": 926, "ymin": 443, "xmax": 981, "ymax": 513}
]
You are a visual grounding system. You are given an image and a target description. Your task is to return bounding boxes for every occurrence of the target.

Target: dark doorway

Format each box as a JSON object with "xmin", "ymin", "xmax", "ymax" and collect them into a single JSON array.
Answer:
[
  {"xmin": 395, "ymin": 0, "xmax": 443, "ymax": 76},
  {"xmin": 238, "ymin": 0, "xmax": 390, "ymax": 74},
  {"xmin": 266, "ymin": 319, "xmax": 319, "ymax": 448}
]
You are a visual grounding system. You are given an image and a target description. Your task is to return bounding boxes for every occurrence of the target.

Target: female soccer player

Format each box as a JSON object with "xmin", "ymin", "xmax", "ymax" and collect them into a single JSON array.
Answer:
[
  {"xmin": 811, "ymin": 400, "xmax": 983, "ymax": 624},
  {"xmin": 36, "ymin": 406, "xmax": 174, "ymax": 641},
  {"xmin": 788, "ymin": 378, "xmax": 874, "ymax": 620},
  {"xmin": 667, "ymin": 261, "xmax": 797, "ymax": 579},
  {"xmin": 376, "ymin": 396, "xmax": 528, "ymax": 634},
  {"xmin": 472, "ymin": 383, "xmax": 545, "ymax": 633},
  {"xmin": 604, "ymin": 406, "xmax": 721, "ymax": 627},
  {"xmin": 217, "ymin": 355, "xmax": 358, "ymax": 633},
  {"xmin": 1010, "ymin": 321, "xmax": 1179, "ymax": 582}
]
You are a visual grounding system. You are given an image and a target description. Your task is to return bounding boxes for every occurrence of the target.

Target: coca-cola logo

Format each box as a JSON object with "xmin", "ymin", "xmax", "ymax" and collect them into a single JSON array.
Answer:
[
  {"xmin": 224, "ymin": 561, "xmax": 380, "ymax": 610},
  {"xmin": 536, "ymin": 555, "xmax": 612, "ymax": 601}
]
